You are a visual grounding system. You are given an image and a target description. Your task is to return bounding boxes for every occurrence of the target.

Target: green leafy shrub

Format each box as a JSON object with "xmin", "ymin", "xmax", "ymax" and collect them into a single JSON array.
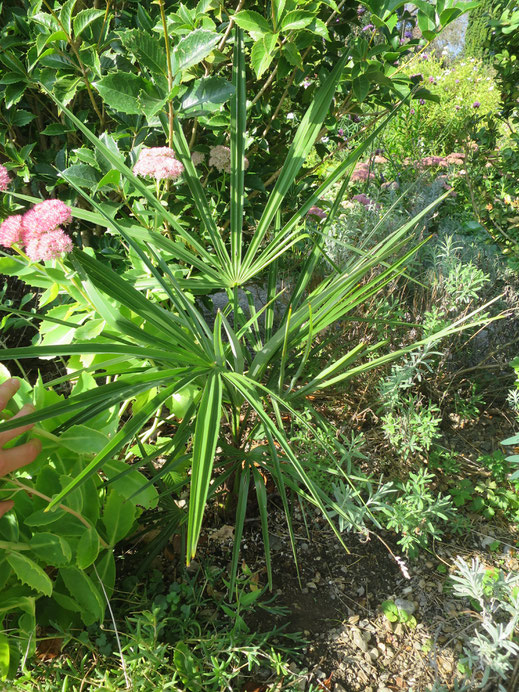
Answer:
[
  {"xmin": 9, "ymin": 565, "xmax": 306, "ymax": 691},
  {"xmin": 0, "ymin": 0, "xmax": 468, "ymax": 227},
  {"xmin": 0, "ymin": 26, "xmax": 490, "ymax": 602},
  {"xmin": 449, "ymin": 557, "xmax": 519, "ymax": 690},
  {"xmin": 0, "ymin": 1, "xmax": 492, "ymax": 673},
  {"xmin": 382, "ymin": 469, "xmax": 454, "ymax": 556},
  {"xmin": 381, "ymin": 395, "xmax": 442, "ymax": 459},
  {"xmin": 0, "ymin": 367, "xmax": 155, "ymax": 677},
  {"xmin": 465, "ymin": 0, "xmax": 500, "ymax": 59},
  {"xmin": 381, "ymin": 54, "xmax": 501, "ymax": 157}
]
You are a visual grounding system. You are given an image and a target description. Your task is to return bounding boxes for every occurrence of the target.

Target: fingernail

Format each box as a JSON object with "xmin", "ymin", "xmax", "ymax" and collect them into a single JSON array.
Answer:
[
  {"xmin": 7, "ymin": 378, "xmax": 20, "ymax": 389},
  {"xmin": 20, "ymin": 404, "xmax": 35, "ymax": 415},
  {"xmin": 30, "ymin": 439, "xmax": 42, "ymax": 453}
]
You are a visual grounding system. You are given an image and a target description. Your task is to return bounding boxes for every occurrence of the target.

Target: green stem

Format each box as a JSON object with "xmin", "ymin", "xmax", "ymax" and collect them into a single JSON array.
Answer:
[
  {"xmin": 0, "ymin": 540, "xmax": 30, "ymax": 552},
  {"xmin": 158, "ymin": 0, "xmax": 174, "ymax": 147}
]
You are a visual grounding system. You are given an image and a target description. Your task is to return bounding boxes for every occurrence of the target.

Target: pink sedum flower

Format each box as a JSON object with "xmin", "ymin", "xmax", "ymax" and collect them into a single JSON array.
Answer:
[
  {"xmin": 0, "ymin": 165, "xmax": 11, "ymax": 192},
  {"xmin": 0, "ymin": 215, "xmax": 24, "ymax": 248},
  {"xmin": 352, "ymin": 193, "xmax": 372, "ymax": 206},
  {"xmin": 307, "ymin": 206, "xmax": 327, "ymax": 220},
  {"xmin": 25, "ymin": 227, "xmax": 73, "ymax": 262},
  {"xmin": 350, "ymin": 162, "xmax": 375, "ymax": 182},
  {"xmin": 208, "ymin": 145, "xmax": 249, "ymax": 174},
  {"xmin": 191, "ymin": 151, "xmax": 205, "ymax": 167},
  {"xmin": 352, "ymin": 193, "xmax": 381, "ymax": 210},
  {"xmin": 22, "ymin": 199, "xmax": 72, "ymax": 240},
  {"xmin": 133, "ymin": 147, "xmax": 184, "ymax": 180}
]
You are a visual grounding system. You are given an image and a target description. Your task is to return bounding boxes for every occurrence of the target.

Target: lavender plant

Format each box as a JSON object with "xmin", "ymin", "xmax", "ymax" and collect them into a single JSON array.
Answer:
[{"xmin": 449, "ymin": 557, "xmax": 519, "ymax": 690}]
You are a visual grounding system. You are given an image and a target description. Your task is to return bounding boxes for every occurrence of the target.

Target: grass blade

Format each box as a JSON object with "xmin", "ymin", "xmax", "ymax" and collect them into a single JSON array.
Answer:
[
  {"xmin": 187, "ymin": 371, "xmax": 222, "ymax": 561},
  {"xmin": 230, "ymin": 28, "xmax": 246, "ymax": 279},
  {"xmin": 228, "ymin": 465, "xmax": 250, "ymax": 596},
  {"xmin": 240, "ymin": 53, "xmax": 348, "ymax": 276}
]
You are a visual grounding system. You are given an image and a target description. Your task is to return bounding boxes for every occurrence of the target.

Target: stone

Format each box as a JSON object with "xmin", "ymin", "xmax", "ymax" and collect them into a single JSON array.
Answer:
[
  {"xmin": 395, "ymin": 597, "xmax": 416, "ymax": 615},
  {"xmin": 351, "ymin": 628, "xmax": 369, "ymax": 653}
]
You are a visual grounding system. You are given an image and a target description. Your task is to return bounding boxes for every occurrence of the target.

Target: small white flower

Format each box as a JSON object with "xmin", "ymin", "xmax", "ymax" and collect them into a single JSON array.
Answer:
[{"xmin": 287, "ymin": 112, "xmax": 295, "ymax": 120}]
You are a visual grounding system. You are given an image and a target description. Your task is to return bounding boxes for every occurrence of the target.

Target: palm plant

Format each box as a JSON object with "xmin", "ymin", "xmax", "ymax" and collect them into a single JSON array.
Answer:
[{"xmin": 0, "ymin": 30, "xmax": 491, "ymax": 592}]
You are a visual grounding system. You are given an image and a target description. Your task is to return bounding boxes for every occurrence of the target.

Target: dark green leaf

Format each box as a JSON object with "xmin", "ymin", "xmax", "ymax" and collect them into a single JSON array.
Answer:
[
  {"xmin": 60, "ymin": 566, "xmax": 104, "ymax": 624},
  {"xmin": 93, "ymin": 73, "xmax": 151, "ymax": 114},
  {"xmin": 73, "ymin": 9, "xmax": 105, "ymax": 38},
  {"xmin": 353, "ymin": 76, "xmax": 370, "ymax": 102},
  {"xmin": 60, "ymin": 0, "xmax": 77, "ymax": 35},
  {"xmin": 41, "ymin": 123, "xmax": 73, "ymax": 135},
  {"xmin": 76, "ymin": 527, "xmax": 100, "ymax": 569},
  {"xmin": 6, "ymin": 552, "xmax": 52, "ymax": 596},
  {"xmin": 281, "ymin": 10, "xmax": 315, "ymax": 31},
  {"xmin": 29, "ymin": 533, "xmax": 72, "ymax": 566},
  {"xmin": 118, "ymin": 29, "xmax": 167, "ymax": 76},
  {"xmin": 59, "ymin": 425, "xmax": 110, "ymax": 455},
  {"xmin": 171, "ymin": 29, "xmax": 220, "ymax": 75},
  {"xmin": 251, "ymin": 33, "xmax": 278, "ymax": 79},
  {"xmin": 233, "ymin": 10, "xmax": 271, "ymax": 38},
  {"xmin": 61, "ymin": 163, "xmax": 101, "ymax": 188},
  {"xmin": 179, "ymin": 77, "xmax": 235, "ymax": 115},
  {"xmin": 102, "ymin": 490, "xmax": 136, "ymax": 545}
]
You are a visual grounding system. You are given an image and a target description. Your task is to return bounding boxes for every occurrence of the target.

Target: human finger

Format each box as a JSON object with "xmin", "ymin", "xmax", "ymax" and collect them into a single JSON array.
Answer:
[
  {"xmin": 0, "ymin": 439, "xmax": 42, "ymax": 477},
  {"xmin": 0, "ymin": 500, "xmax": 14, "ymax": 518},
  {"xmin": 0, "ymin": 378, "xmax": 20, "ymax": 412},
  {"xmin": 0, "ymin": 404, "xmax": 36, "ymax": 448}
]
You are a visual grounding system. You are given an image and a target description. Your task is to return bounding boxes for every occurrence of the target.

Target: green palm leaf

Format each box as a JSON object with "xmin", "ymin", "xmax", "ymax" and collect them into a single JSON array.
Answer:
[{"xmin": 187, "ymin": 371, "xmax": 223, "ymax": 561}]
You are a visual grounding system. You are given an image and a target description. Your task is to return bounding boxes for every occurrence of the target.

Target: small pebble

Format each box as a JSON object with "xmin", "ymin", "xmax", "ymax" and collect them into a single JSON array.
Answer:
[
  {"xmin": 351, "ymin": 628, "xmax": 369, "ymax": 653},
  {"xmin": 395, "ymin": 597, "xmax": 415, "ymax": 614},
  {"xmin": 369, "ymin": 647, "xmax": 379, "ymax": 660}
]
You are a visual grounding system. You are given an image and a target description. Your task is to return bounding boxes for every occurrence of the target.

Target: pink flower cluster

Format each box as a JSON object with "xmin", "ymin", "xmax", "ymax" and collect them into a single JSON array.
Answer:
[
  {"xmin": 352, "ymin": 193, "xmax": 381, "ymax": 210},
  {"xmin": 191, "ymin": 151, "xmax": 205, "ymax": 167},
  {"xmin": 0, "ymin": 199, "xmax": 73, "ymax": 262},
  {"xmin": 208, "ymin": 145, "xmax": 249, "ymax": 174},
  {"xmin": 133, "ymin": 147, "xmax": 184, "ymax": 180},
  {"xmin": 0, "ymin": 165, "xmax": 10, "ymax": 192},
  {"xmin": 350, "ymin": 162, "xmax": 375, "ymax": 182},
  {"xmin": 307, "ymin": 206, "xmax": 327, "ymax": 220},
  {"xmin": 402, "ymin": 152, "xmax": 465, "ymax": 169}
]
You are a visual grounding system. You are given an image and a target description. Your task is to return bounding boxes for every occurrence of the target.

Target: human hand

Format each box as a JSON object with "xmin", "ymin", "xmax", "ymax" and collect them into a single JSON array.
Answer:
[{"xmin": 0, "ymin": 378, "xmax": 41, "ymax": 518}]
